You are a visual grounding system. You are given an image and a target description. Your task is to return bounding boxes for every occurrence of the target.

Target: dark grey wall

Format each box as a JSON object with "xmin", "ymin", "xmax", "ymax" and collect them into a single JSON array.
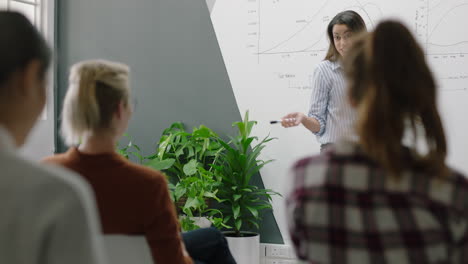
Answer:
[{"xmin": 56, "ymin": 0, "xmax": 283, "ymax": 243}]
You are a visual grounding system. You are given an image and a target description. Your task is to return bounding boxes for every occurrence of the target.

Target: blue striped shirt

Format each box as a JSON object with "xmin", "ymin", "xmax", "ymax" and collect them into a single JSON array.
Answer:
[{"xmin": 308, "ymin": 60, "xmax": 356, "ymax": 144}]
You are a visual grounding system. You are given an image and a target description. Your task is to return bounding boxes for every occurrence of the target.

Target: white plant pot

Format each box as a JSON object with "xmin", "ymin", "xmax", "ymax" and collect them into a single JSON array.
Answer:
[
  {"xmin": 192, "ymin": 216, "xmax": 212, "ymax": 228},
  {"xmin": 224, "ymin": 231, "xmax": 260, "ymax": 264},
  {"xmin": 179, "ymin": 216, "xmax": 212, "ymax": 231}
]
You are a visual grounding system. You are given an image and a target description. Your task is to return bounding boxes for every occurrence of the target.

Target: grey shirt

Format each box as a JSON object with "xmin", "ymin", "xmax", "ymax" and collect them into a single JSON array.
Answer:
[{"xmin": 0, "ymin": 126, "xmax": 107, "ymax": 264}]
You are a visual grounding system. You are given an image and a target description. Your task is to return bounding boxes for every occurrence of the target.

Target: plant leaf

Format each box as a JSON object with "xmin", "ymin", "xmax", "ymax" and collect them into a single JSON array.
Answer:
[
  {"xmin": 183, "ymin": 159, "xmax": 198, "ymax": 176},
  {"xmin": 192, "ymin": 125, "xmax": 212, "ymax": 138},
  {"xmin": 233, "ymin": 204, "xmax": 240, "ymax": 219},
  {"xmin": 184, "ymin": 196, "xmax": 202, "ymax": 209},
  {"xmin": 247, "ymin": 219, "xmax": 260, "ymax": 230},
  {"xmin": 132, "ymin": 144, "xmax": 141, "ymax": 151},
  {"xmin": 235, "ymin": 218, "xmax": 242, "ymax": 232},
  {"xmin": 188, "ymin": 146, "xmax": 195, "ymax": 158},
  {"xmin": 174, "ymin": 185, "xmax": 186, "ymax": 201},
  {"xmin": 157, "ymin": 135, "xmax": 172, "ymax": 158},
  {"xmin": 145, "ymin": 158, "xmax": 175, "ymax": 170},
  {"xmin": 175, "ymin": 146, "xmax": 185, "ymax": 158},
  {"xmin": 242, "ymin": 137, "xmax": 254, "ymax": 153},
  {"xmin": 246, "ymin": 205, "xmax": 259, "ymax": 218},
  {"xmin": 203, "ymin": 192, "xmax": 219, "ymax": 201},
  {"xmin": 233, "ymin": 194, "xmax": 242, "ymax": 201}
]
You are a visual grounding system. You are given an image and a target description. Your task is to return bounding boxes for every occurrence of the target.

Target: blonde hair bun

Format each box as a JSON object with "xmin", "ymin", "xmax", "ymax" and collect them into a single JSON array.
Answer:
[{"xmin": 61, "ymin": 59, "xmax": 130, "ymax": 145}]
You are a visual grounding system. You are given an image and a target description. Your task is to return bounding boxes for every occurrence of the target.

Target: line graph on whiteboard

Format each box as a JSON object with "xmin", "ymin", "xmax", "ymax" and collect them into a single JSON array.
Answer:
[
  {"xmin": 419, "ymin": 0, "xmax": 468, "ymax": 92},
  {"xmin": 421, "ymin": 0, "xmax": 468, "ymax": 57},
  {"xmin": 243, "ymin": 0, "xmax": 468, "ymax": 92},
  {"xmin": 254, "ymin": 0, "xmax": 381, "ymax": 56},
  {"xmin": 210, "ymin": 0, "xmax": 468, "ymax": 245}
]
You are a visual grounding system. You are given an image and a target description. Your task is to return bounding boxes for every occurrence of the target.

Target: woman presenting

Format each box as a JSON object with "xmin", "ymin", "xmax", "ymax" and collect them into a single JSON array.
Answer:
[{"xmin": 282, "ymin": 10, "xmax": 366, "ymax": 152}]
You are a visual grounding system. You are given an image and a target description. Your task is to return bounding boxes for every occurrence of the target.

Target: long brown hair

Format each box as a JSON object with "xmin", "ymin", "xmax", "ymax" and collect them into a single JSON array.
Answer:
[
  {"xmin": 344, "ymin": 20, "xmax": 448, "ymax": 179},
  {"xmin": 325, "ymin": 10, "xmax": 367, "ymax": 62}
]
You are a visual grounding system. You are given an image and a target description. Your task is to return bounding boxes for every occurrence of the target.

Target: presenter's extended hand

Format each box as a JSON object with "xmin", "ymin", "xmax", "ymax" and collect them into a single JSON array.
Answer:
[{"xmin": 281, "ymin": 112, "xmax": 306, "ymax": 128}]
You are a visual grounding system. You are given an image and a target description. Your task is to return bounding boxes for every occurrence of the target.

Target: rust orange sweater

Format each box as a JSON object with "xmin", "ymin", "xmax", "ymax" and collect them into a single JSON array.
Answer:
[{"xmin": 43, "ymin": 147, "xmax": 192, "ymax": 264}]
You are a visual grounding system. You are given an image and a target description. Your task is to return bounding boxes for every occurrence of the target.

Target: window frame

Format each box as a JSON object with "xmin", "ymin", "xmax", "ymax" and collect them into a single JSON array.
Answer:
[
  {"xmin": 3, "ymin": 0, "xmax": 57, "ymax": 157},
  {"xmin": 4, "ymin": 0, "xmax": 54, "ymax": 121}
]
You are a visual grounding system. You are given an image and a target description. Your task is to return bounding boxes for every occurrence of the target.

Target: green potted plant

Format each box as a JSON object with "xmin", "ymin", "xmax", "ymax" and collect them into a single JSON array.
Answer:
[
  {"xmin": 213, "ymin": 111, "xmax": 280, "ymax": 264},
  {"xmin": 145, "ymin": 122, "xmax": 227, "ymax": 231},
  {"xmin": 116, "ymin": 133, "xmax": 145, "ymax": 163}
]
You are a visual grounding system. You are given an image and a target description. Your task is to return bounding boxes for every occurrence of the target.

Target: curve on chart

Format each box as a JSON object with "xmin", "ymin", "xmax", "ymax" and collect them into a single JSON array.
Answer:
[
  {"xmin": 258, "ymin": 0, "xmax": 330, "ymax": 54},
  {"xmin": 430, "ymin": 0, "xmax": 444, "ymax": 11},
  {"xmin": 303, "ymin": 33, "xmax": 327, "ymax": 51},
  {"xmin": 347, "ymin": 1, "xmax": 383, "ymax": 28},
  {"xmin": 428, "ymin": 41, "xmax": 468, "ymax": 47},
  {"xmin": 259, "ymin": 0, "xmax": 381, "ymax": 54},
  {"xmin": 301, "ymin": 2, "xmax": 381, "ymax": 51},
  {"xmin": 428, "ymin": 3, "xmax": 468, "ymax": 39}
]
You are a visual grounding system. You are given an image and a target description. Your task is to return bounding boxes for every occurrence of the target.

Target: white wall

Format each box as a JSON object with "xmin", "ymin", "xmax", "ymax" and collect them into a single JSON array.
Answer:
[
  {"xmin": 206, "ymin": 0, "xmax": 216, "ymax": 13},
  {"xmin": 211, "ymin": 0, "xmax": 468, "ymax": 244}
]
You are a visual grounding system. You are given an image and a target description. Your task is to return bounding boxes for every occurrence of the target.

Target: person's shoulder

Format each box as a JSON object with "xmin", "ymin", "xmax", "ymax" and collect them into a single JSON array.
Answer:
[
  {"xmin": 37, "ymin": 160, "xmax": 97, "ymax": 210},
  {"xmin": 291, "ymin": 141, "xmax": 372, "ymax": 188},
  {"xmin": 447, "ymin": 168, "xmax": 468, "ymax": 185},
  {"xmin": 312, "ymin": 60, "xmax": 341, "ymax": 82},
  {"xmin": 292, "ymin": 153, "xmax": 328, "ymax": 171},
  {"xmin": 315, "ymin": 60, "xmax": 337, "ymax": 72},
  {"xmin": 291, "ymin": 150, "xmax": 338, "ymax": 190},
  {"xmin": 1, "ymin": 151, "xmax": 94, "ymax": 208},
  {"xmin": 294, "ymin": 141, "xmax": 362, "ymax": 167},
  {"xmin": 443, "ymin": 169, "xmax": 468, "ymax": 211},
  {"xmin": 413, "ymin": 167, "xmax": 468, "ymax": 222},
  {"xmin": 41, "ymin": 162, "xmax": 94, "ymax": 196},
  {"xmin": 42, "ymin": 151, "xmax": 70, "ymax": 164},
  {"xmin": 37, "ymin": 162, "xmax": 101, "ymax": 227}
]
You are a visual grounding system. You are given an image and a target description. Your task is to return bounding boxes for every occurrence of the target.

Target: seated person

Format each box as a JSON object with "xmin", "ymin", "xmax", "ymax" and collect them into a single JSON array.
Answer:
[
  {"xmin": 43, "ymin": 59, "xmax": 236, "ymax": 264},
  {"xmin": 0, "ymin": 11, "xmax": 105, "ymax": 264},
  {"xmin": 286, "ymin": 20, "xmax": 468, "ymax": 263}
]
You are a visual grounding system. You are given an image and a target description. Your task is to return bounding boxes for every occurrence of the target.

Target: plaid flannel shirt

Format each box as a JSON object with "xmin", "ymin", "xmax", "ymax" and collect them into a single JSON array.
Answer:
[{"xmin": 287, "ymin": 141, "xmax": 468, "ymax": 264}]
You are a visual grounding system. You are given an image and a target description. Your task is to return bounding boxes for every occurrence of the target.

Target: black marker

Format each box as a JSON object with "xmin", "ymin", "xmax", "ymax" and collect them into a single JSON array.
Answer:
[{"xmin": 270, "ymin": 118, "xmax": 295, "ymax": 124}]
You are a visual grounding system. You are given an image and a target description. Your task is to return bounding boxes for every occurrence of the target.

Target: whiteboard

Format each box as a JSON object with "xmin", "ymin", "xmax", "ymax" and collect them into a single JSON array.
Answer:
[{"xmin": 211, "ymin": 0, "xmax": 468, "ymax": 244}]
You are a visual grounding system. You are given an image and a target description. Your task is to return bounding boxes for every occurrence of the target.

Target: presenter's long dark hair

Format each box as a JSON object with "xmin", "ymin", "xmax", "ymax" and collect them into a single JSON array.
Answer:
[
  {"xmin": 344, "ymin": 20, "xmax": 448, "ymax": 179},
  {"xmin": 325, "ymin": 10, "xmax": 367, "ymax": 62}
]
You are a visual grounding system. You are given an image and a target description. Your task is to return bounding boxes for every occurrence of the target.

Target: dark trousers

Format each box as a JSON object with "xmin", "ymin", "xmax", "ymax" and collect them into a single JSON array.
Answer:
[{"xmin": 182, "ymin": 227, "xmax": 237, "ymax": 264}]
